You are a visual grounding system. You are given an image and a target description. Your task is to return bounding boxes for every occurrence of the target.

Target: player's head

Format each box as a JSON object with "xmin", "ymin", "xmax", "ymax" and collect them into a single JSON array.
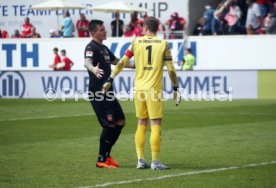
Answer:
[
  {"xmin": 80, "ymin": 13, "xmax": 85, "ymax": 20},
  {"xmin": 185, "ymin": 48, "xmax": 191, "ymax": 54},
  {"xmin": 53, "ymin": 47, "xmax": 58, "ymax": 54},
  {"xmin": 143, "ymin": 17, "xmax": 159, "ymax": 34},
  {"xmin": 24, "ymin": 17, "xmax": 30, "ymax": 24},
  {"xmin": 64, "ymin": 10, "xmax": 70, "ymax": 18},
  {"xmin": 88, "ymin": 20, "xmax": 107, "ymax": 41},
  {"xmin": 61, "ymin": 49, "xmax": 66, "ymax": 56},
  {"xmin": 115, "ymin": 12, "xmax": 120, "ymax": 19}
]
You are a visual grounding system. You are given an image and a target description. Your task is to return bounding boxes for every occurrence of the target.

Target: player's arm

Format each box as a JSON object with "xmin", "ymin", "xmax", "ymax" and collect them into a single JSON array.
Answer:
[
  {"xmin": 111, "ymin": 58, "xmax": 135, "ymax": 69},
  {"xmin": 181, "ymin": 58, "xmax": 185, "ymax": 66},
  {"xmin": 165, "ymin": 44, "xmax": 178, "ymax": 88},
  {"xmin": 166, "ymin": 61, "xmax": 178, "ymax": 89},
  {"xmin": 84, "ymin": 58, "xmax": 103, "ymax": 79},
  {"xmin": 164, "ymin": 43, "xmax": 181, "ymax": 105},
  {"xmin": 102, "ymin": 46, "xmax": 134, "ymax": 93}
]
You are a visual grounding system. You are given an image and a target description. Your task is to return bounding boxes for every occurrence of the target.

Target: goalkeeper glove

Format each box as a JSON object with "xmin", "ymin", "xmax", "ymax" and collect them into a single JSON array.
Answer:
[
  {"xmin": 173, "ymin": 86, "xmax": 181, "ymax": 106},
  {"xmin": 102, "ymin": 77, "xmax": 113, "ymax": 94}
]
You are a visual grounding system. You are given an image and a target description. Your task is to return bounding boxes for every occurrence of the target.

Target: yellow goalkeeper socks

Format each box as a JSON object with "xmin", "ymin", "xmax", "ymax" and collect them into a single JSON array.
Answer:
[
  {"xmin": 150, "ymin": 125, "xmax": 161, "ymax": 161},
  {"xmin": 135, "ymin": 125, "xmax": 147, "ymax": 160}
]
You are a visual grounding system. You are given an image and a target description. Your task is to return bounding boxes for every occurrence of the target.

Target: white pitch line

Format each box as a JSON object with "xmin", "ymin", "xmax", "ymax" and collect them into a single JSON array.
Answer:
[
  {"xmin": 77, "ymin": 161, "xmax": 276, "ymax": 188},
  {"xmin": 0, "ymin": 113, "xmax": 92, "ymax": 122}
]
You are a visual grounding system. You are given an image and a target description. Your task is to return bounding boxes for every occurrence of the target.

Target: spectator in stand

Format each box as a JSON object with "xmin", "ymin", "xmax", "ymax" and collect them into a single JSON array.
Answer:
[
  {"xmin": 212, "ymin": 6, "xmax": 226, "ymax": 35},
  {"xmin": 123, "ymin": 24, "xmax": 134, "ymax": 37},
  {"xmin": 60, "ymin": 49, "xmax": 74, "ymax": 71},
  {"xmin": 268, "ymin": 0, "xmax": 275, "ymax": 13},
  {"xmin": 11, "ymin": 29, "xmax": 22, "ymax": 38},
  {"xmin": 193, "ymin": 17, "xmax": 204, "ymax": 35},
  {"xmin": 49, "ymin": 29, "xmax": 60, "ymax": 38},
  {"xmin": 256, "ymin": 0, "xmax": 270, "ymax": 18},
  {"xmin": 263, "ymin": 12, "xmax": 273, "ymax": 29},
  {"xmin": 203, "ymin": 5, "xmax": 215, "ymax": 35},
  {"xmin": 31, "ymin": 27, "xmax": 41, "ymax": 38},
  {"xmin": 111, "ymin": 12, "xmax": 124, "ymax": 37},
  {"xmin": 246, "ymin": 0, "xmax": 262, "ymax": 34},
  {"xmin": 61, "ymin": 10, "xmax": 74, "ymax": 37},
  {"xmin": 225, "ymin": 0, "xmax": 243, "ymax": 34},
  {"xmin": 130, "ymin": 11, "xmax": 139, "ymax": 27},
  {"xmin": 166, "ymin": 12, "xmax": 182, "ymax": 39},
  {"xmin": 76, "ymin": 13, "xmax": 89, "ymax": 38},
  {"xmin": 49, "ymin": 47, "xmax": 62, "ymax": 71},
  {"xmin": 236, "ymin": 0, "xmax": 248, "ymax": 33},
  {"xmin": 21, "ymin": 17, "xmax": 33, "ymax": 38},
  {"xmin": 133, "ymin": 19, "xmax": 143, "ymax": 37},
  {"xmin": 1, "ymin": 30, "xmax": 9, "ymax": 38},
  {"xmin": 267, "ymin": 2, "xmax": 276, "ymax": 34}
]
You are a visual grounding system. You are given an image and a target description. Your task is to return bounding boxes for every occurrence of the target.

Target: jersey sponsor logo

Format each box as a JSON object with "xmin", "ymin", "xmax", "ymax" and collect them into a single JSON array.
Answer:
[
  {"xmin": 86, "ymin": 51, "xmax": 93, "ymax": 57},
  {"xmin": 102, "ymin": 49, "xmax": 111, "ymax": 62},
  {"xmin": 104, "ymin": 55, "xmax": 111, "ymax": 61}
]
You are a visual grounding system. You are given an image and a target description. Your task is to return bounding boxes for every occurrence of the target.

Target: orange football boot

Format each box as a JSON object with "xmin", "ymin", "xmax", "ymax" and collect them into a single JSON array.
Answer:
[
  {"xmin": 96, "ymin": 161, "xmax": 117, "ymax": 168},
  {"xmin": 107, "ymin": 157, "xmax": 120, "ymax": 167}
]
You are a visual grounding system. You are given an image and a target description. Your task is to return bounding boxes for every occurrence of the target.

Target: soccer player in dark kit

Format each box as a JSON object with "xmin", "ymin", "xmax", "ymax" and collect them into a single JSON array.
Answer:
[{"xmin": 84, "ymin": 20, "xmax": 134, "ymax": 168}]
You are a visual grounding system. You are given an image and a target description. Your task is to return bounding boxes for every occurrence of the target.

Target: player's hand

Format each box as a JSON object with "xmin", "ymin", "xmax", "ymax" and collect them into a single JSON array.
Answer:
[
  {"xmin": 173, "ymin": 86, "xmax": 181, "ymax": 106},
  {"xmin": 102, "ymin": 77, "xmax": 113, "ymax": 94},
  {"xmin": 91, "ymin": 63, "xmax": 104, "ymax": 79}
]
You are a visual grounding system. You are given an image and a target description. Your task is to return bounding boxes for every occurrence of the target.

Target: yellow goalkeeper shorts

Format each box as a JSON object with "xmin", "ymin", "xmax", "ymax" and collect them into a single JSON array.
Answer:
[{"xmin": 134, "ymin": 90, "xmax": 164, "ymax": 119}]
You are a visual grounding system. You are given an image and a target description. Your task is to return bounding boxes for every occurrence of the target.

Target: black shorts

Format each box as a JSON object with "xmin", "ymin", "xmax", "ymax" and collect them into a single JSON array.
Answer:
[{"xmin": 89, "ymin": 94, "xmax": 125, "ymax": 127}]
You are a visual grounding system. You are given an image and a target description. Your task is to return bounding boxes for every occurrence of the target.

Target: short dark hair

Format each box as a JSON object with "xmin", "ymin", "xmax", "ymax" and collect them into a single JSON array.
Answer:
[
  {"xmin": 88, "ymin": 20, "xmax": 104, "ymax": 33},
  {"xmin": 61, "ymin": 49, "xmax": 66, "ymax": 54},
  {"xmin": 65, "ymin": 10, "xmax": 70, "ymax": 17},
  {"xmin": 53, "ymin": 47, "xmax": 58, "ymax": 52},
  {"xmin": 186, "ymin": 48, "xmax": 191, "ymax": 53},
  {"xmin": 143, "ymin": 17, "xmax": 159, "ymax": 33}
]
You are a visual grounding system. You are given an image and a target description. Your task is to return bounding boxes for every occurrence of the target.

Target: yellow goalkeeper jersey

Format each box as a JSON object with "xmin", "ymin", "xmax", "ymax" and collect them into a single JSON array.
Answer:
[{"xmin": 129, "ymin": 35, "xmax": 173, "ymax": 91}]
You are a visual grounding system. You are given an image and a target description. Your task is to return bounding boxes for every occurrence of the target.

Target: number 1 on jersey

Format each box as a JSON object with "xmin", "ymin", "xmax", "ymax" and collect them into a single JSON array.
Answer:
[{"xmin": 146, "ymin": 45, "xmax": 152, "ymax": 65}]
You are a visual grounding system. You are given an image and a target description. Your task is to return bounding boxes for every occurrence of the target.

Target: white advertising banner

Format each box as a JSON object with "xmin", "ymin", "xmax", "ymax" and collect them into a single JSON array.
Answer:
[
  {"xmin": 1, "ymin": 36, "xmax": 276, "ymax": 71},
  {"xmin": 0, "ymin": 38, "xmax": 185, "ymax": 70},
  {"xmin": 189, "ymin": 35, "xmax": 276, "ymax": 70},
  {"xmin": 0, "ymin": 0, "xmax": 188, "ymax": 37},
  {"xmin": 0, "ymin": 71, "xmax": 257, "ymax": 99}
]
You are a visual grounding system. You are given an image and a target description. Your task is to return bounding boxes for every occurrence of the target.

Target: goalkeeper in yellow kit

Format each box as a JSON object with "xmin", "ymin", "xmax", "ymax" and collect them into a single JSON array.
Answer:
[{"xmin": 102, "ymin": 17, "xmax": 179, "ymax": 170}]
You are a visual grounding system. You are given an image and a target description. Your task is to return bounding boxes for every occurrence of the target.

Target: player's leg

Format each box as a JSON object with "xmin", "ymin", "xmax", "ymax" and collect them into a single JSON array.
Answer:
[
  {"xmin": 150, "ymin": 118, "xmax": 162, "ymax": 163},
  {"xmin": 147, "ymin": 91, "xmax": 170, "ymax": 170},
  {"xmin": 112, "ymin": 98, "xmax": 126, "ymax": 147},
  {"xmin": 89, "ymin": 100, "xmax": 117, "ymax": 168},
  {"xmin": 134, "ymin": 91, "xmax": 150, "ymax": 169},
  {"xmin": 106, "ymin": 99, "xmax": 126, "ymax": 167}
]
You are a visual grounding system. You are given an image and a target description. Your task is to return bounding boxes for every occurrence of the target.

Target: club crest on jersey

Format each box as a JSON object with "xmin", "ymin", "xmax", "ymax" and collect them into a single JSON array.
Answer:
[
  {"xmin": 86, "ymin": 51, "xmax": 93, "ymax": 57},
  {"xmin": 107, "ymin": 114, "xmax": 113, "ymax": 122}
]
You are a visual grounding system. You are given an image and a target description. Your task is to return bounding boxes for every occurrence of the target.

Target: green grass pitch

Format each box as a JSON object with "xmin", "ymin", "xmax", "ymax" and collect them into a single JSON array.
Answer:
[{"xmin": 0, "ymin": 99, "xmax": 276, "ymax": 188}]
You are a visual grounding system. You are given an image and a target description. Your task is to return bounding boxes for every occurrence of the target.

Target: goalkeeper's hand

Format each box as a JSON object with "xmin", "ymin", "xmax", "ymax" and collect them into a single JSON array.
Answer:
[
  {"xmin": 102, "ymin": 77, "xmax": 113, "ymax": 94},
  {"xmin": 173, "ymin": 86, "xmax": 181, "ymax": 106}
]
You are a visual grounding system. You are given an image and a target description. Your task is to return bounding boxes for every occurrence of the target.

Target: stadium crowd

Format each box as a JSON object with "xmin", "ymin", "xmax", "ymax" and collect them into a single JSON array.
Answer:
[
  {"xmin": 1, "ymin": 0, "xmax": 276, "ymax": 39},
  {"xmin": 195, "ymin": 0, "xmax": 276, "ymax": 35}
]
